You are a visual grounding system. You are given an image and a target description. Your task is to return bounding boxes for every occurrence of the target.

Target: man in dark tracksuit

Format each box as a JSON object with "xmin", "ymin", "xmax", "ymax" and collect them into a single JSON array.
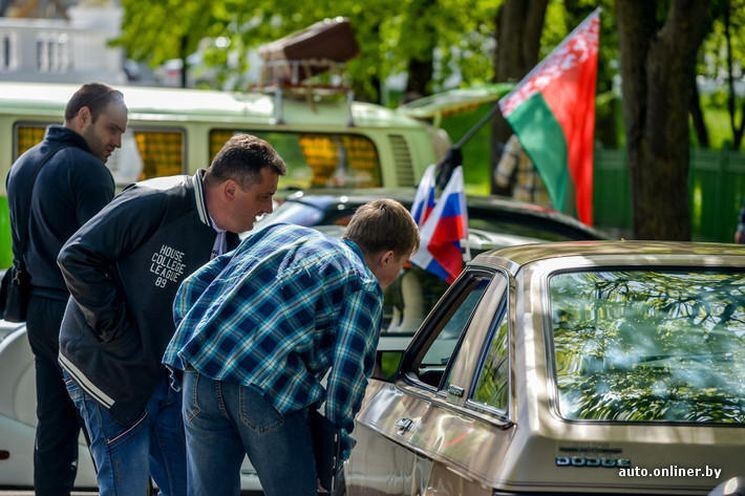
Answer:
[
  {"xmin": 5, "ymin": 83, "xmax": 127, "ymax": 496},
  {"xmin": 57, "ymin": 134, "xmax": 286, "ymax": 496}
]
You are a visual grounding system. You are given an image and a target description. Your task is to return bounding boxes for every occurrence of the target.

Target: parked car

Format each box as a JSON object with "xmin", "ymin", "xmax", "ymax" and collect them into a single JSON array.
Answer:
[
  {"xmin": 259, "ymin": 189, "xmax": 606, "ymax": 338},
  {"xmin": 259, "ymin": 188, "xmax": 607, "ymax": 242},
  {"xmin": 345, "ymin": 241, "xmax": 745, "ymax": 495},
  {"xmin": 0, "ymin": 320, "xmax": 98, "ymax": 489}
]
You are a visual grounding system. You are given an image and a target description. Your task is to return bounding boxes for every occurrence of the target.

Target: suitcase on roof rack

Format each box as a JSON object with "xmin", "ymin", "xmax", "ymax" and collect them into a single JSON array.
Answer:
[{"xmin": 259, "ymin": 17, "xmax": 359, "ymax": 85}]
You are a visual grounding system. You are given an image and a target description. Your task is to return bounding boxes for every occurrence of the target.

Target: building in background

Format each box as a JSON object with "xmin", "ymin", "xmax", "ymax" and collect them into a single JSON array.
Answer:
[{"xmin": 0, "ymin": 0, "xmax": 127, "ymax": 84}]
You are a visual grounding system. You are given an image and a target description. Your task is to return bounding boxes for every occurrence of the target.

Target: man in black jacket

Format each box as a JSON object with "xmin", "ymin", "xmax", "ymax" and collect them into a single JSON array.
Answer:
[
  {"xmin": 5, "ymin": 83, "xmax": 127, "ymax": 496},
  {"xmin": 57, "ymin": 134, "xmax": 286, "ymax": 496}
]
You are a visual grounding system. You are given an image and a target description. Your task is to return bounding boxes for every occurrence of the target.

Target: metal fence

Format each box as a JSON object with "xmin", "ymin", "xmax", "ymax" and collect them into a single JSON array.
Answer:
[{"xmin": 594, "ymin": 147, "xmax": 745, "ymax": 242}]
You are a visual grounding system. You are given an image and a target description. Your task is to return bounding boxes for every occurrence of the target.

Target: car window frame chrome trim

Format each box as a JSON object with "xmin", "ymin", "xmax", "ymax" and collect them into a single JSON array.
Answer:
[
  {"xmin": 394, "ymin": 265, "xmax": 516, "ymax": 429},
  {"xmin": 398, "ymin": 267, "xmax": 495, "ymax": 390},
  {"xmin": 464, "ymin": 267, "xmax": 513, "ymax": 418}
]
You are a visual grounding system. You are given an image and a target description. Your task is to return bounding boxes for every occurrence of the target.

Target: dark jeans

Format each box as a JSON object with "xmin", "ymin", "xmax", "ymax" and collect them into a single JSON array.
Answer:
[
  {"xmin": 25, "ymin": 295, "xmax": 82, "ymax": 496},
  {"xmin": 182, "ymin": 370, "xmax": 317, "ymax": 496}
]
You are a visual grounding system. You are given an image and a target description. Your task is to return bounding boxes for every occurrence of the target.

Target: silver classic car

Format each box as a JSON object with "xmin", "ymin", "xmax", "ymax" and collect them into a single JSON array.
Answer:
[{"xmin": 345, "ymin": 241, "xmax": 745, "ymax": 495}]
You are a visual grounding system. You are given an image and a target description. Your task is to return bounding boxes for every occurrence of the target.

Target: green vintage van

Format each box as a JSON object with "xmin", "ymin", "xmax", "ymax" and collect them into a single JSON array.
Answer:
[{"xmin": 0, "ymin": 81, "xmax": 447, "ymax": 268}]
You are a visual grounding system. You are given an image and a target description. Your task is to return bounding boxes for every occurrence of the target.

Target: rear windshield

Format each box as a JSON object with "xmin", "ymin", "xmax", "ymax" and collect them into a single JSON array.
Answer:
[{"xmin": 549, "ymin": 268, "xmax": 745, "ymax": 424}]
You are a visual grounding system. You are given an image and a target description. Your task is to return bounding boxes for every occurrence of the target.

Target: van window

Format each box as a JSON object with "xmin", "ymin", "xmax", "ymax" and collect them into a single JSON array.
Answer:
[
  {"xmin": 209, "ymin": 129, "xmax": 382, "ymax": 189},
  {"xmin": 131, "ymin": 130, "xmax": 184, "ymax": 180},
  {"xmin": 15, "ymin": 124, "xmax": 46, "ymax": 157},
  {"xmin": 14, "ymin": 123, "xmax": 184, "ymax": 184}
]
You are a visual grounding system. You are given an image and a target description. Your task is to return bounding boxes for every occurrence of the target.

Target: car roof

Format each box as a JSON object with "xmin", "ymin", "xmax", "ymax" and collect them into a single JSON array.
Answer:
[{"xmin": 476, "ymin": 240, "xmax": 745, "ymax": 267}]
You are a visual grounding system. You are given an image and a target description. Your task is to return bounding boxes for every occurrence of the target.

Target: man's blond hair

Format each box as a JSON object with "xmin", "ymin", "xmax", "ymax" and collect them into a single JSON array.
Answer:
[{"xmin": 344, "ymin": 199, "xmax": 419, "ymax": 256}]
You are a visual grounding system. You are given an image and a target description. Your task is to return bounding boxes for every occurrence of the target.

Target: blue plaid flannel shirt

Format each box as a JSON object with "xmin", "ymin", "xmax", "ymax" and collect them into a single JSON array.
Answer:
[{"xmin": 162, "ymin": 223, "xmax": 383, "ymax": 452}]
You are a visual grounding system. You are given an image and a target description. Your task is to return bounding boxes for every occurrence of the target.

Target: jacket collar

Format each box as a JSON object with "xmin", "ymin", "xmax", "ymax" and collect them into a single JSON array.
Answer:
[
  {"xmin": 45, "ymin": 125, "xmax": 94, "ymax": 156},
  {"xmin": 192, "ymin": 169, "xmax": 210, "ymax": 227}
]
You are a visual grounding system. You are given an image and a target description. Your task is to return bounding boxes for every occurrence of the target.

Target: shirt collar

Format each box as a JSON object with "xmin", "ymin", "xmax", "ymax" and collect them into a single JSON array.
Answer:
[
  {"xmin": 343, "ymin": 238, "xmax": 367, "ymax": 265},
  {"xmin": 209, "ymin": 216, "xmax": 225, "ymax": 234},
  {"xmin": 192, "ymin": 169, "xmax": 210, "ymax": 227}
]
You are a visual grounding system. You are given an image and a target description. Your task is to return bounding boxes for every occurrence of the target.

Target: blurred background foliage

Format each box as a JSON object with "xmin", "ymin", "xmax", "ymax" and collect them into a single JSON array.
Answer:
[
  {"xmin": 115, "ymin": 0, "xmax": 744, "ymax": 152},
  {"xmin": 115, "ymin": 0, "xmax": 745, "ymax": 239}
]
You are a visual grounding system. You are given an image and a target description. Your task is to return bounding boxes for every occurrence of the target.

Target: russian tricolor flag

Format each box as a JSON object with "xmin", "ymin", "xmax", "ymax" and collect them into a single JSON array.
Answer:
[
  {"xmin": 411, "ymin": 167, "xmax": 469, "ymax": 284},
  {"xmin": 410, "ymin": 164, "xmax": 436, "ymax": 227}
]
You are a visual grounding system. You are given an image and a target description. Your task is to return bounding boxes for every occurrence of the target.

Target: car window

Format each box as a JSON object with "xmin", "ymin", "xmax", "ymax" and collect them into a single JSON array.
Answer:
[
  {"xmin": 549, "ymin": 268, "xmax": 745, "ymax": 424},
  {"xmin": 210, "ymin": 130, "xmax": 382, "ymax": 189},
  {"xmin": 382, "ymin": 266, "xmax": 448, "ymax": 335},
  {"xmin": 409, "ymin": 274, "xmax": 490, "ymax": 389},
  {"xmin": 471, "ymin": 285, "xmax": 509, "ymax": 412}
]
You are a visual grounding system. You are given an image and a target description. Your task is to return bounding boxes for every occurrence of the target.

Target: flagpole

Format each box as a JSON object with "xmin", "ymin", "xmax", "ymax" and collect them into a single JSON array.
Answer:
[{"xmin": 453, "ymin": 102, "xmax": 502, "ymax": 150}]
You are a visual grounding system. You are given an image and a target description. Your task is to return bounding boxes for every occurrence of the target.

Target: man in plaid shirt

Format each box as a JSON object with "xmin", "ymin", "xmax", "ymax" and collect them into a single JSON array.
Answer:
[{"xmin": 163, "ymin": 199, "xmax": 419, "ymax": 496}]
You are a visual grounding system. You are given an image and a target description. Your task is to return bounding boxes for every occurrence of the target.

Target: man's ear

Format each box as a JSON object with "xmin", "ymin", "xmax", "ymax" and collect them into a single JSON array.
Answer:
[
  {"xmin": 223, "ymin": 179, "xmax": 239, "ymax": 201},
  {"xmin": 71, "ymin": 106, "xmax": 91, "ymax": 130},
  {"xmin": 379, "ymin": 249, "xmax": 396, "ymax": 266},
  {"xmin": 78, "ymin": 106, "xmax": 92, "ymax": 126}
]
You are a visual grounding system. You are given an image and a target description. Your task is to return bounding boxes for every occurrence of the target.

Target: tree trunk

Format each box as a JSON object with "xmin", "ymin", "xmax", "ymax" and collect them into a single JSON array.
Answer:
[
  {"xmin": 404, "ymin": 0, "xmax": 436, "ymax": 100},
  {"xmin": 490, "ymin": 0, "xmax": 548, "ymax": 194},
  {"xmin": 180, "ymin": 35, "xmax": 188, "ymax": 89},
  {"xmin": 736, "ymin": 100, "xmax": 745, "ymax": 150},
  {"xmin": 405, "ymin": 57, "xmax": 434, "ymax": 100},
  {"xmin": 725, "ymin": 1, "xmax": 745, "ymax": 150},
  {"xmin": 616, "ymin": 0, "xmax": 708, "ymax": 240},
  {"xmin": 690, "ymin": 71, "xmax": 709, "ymax": 148}
]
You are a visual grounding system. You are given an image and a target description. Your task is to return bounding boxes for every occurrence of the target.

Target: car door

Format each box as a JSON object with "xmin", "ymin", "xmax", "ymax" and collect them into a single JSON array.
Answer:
[{"xmin": 347, "ymin": 267, "xmax": 514, "ymax": 496}]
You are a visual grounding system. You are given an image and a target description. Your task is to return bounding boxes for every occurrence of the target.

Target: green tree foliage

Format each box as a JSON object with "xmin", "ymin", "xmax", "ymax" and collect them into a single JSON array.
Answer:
[
  {"xmin": 116, "ymin": 0, "xmax": 500, "ymax": 101},
  {"xmin": 699, "ymin": 0, "xmax": 745, "ymax": 150},
  {"xmin": 115, "ymin": 0, "xmax": 232, "ymax": 87}
]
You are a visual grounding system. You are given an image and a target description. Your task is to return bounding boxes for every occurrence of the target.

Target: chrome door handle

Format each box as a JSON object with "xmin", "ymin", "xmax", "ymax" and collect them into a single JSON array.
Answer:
[
  {"xmin": 447, "ymin": 384, "xmax": 464, "ymax": 397},
  {"xmin": 394, "ymin": 416, "xmax": 415, "ymax": 434}
]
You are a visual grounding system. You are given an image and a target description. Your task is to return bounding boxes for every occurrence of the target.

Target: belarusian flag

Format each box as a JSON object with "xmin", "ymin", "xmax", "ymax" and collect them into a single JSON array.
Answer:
[{"xmin": 499, "ymin": 9, "xmax": 599, "ymax": 225}]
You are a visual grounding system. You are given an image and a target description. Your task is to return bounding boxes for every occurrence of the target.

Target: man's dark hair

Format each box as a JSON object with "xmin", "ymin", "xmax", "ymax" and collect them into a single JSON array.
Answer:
[
  {"xmin": 64, "ymin": 83, "xmax": 125, "ymax": 122},
  {"xmin": 205, "ymin": 134, "xmax": 287, "ymax": 187},
  {"xmin": 344, "ymin": 199, "xmax": 420, "ymax": 257}
]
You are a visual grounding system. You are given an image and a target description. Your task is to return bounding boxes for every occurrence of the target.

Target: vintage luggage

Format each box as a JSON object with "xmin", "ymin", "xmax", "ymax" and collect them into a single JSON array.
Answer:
[{"xmin": 259, "ymin": 17, "xmax": 360, "ymax": 85}]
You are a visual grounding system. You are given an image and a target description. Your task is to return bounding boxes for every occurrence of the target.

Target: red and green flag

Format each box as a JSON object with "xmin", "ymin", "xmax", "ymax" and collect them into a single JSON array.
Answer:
[{"xmin": 499, "ymin": 9, "xmax": 600, "ymax": 225}]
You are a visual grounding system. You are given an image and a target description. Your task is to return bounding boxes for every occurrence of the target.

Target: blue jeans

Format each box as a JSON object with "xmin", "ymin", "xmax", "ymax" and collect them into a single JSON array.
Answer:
[
  {"xmin": 64, "ymin": 373, "xmax": 186, "ymax": 496},
  {"xmin": 182, "ymin": 369, "xmax": 317, "ymax": 496}
]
